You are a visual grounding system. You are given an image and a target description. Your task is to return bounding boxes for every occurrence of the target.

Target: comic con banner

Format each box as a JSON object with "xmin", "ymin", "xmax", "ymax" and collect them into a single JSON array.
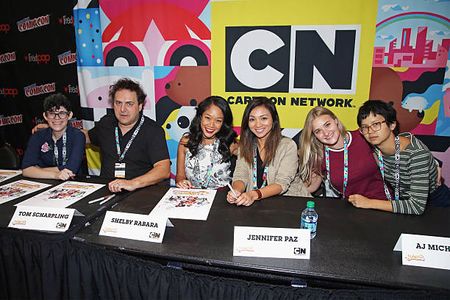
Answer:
[{"xmin": 0, "ymin": 1, "xmax": 80, "ymax": 161}]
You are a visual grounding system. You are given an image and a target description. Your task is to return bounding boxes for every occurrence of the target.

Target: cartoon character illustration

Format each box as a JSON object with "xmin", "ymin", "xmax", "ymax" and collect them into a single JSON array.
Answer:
[
  {"xmin": 155, "ymin": 66, "xmax": 210, "ymax": 125},
  {"xmin": 100, "ymin": 0, "xmax": 211, "ymax": 66},
  {"xmin": 402, "ymin": 96, "xmax": 429, "ymax": 113},
  {"xmin": 165, "ymin": 106, "xmax": 196, "ymax": 142},
  {"xmin": 162, "ymin": 106, "xmax": 197, "ymax": 183},
  {"xmin": 78, "ymin": 67, "xmax": 155, "ymax": 120},
  {"xmin": 370, "ymin": 67, "xmax": 424, "ymax": 132}
]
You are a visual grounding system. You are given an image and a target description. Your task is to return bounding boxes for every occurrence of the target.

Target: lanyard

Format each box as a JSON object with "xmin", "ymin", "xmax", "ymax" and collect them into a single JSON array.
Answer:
[
  {"xmin": 252, "ymin": 146, "xmax": 268, "ymax": 190},
  {"xmin": 115, "ymin": 115, "xmax": 145, "ymax": 162},
  {"xmin": 324, "ymin": 136, "xmax": 348, "ymax": 197},
  {"xmin": 376, "ymin": 135, "xmax": 400, "ymax": 201},
  {"xmin": 193, "ymin": 139, "xmax": 218, "ymax": 189},
  {"xmin": 53, "ymin": 131, "xmax": 67, "ymax": 167}
]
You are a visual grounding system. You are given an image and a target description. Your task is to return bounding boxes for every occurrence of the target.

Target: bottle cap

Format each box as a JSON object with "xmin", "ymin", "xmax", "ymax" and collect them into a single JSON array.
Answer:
[{"xmin": 306, "ymin": 201, "xmax": 315, "ymax": 208}]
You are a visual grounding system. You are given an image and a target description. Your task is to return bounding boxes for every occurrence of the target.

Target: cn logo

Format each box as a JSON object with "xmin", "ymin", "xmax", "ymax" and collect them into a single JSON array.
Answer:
[{"xmin": 226, "ymin": 25, "xmax": 360, "ymax": 94}]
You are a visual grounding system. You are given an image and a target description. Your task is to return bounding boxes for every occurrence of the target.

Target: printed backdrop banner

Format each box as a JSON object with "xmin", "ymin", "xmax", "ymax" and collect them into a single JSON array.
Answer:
[
  {"xmin": 1, "ymin": 0, "xmax": 449, "ymax": 181},
  {"xmin": 0, "ymin": 1, "xmax": 80, "ymax": 162},
  {"xmin": 211, "ymin": 0, "xmax": 377, "ymax": 130}
]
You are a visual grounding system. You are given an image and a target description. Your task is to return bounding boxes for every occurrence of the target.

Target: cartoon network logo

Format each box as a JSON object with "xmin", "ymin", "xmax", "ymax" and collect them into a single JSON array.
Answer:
[
  {"xmin": 226, "ymin": 25, "xmax": 360, "ymax": 94},
  {"xmin": 24, "ymin": 82, "xmax": 56, "ymax": 97},
  {"xmin": 0, "ymin": 51, "xmax": 16, "ymax": 64},
  {"xmin": 0, "ymin": 24, "xmax": 10, "ymax": 33},
  {"xmin": 17, "ymin": 15, "xmax": 50, "ymax": 32},
  {"xmin": 58, "ymin": 51, "xmax": 76, "ymax": 65},
  {"xmin": 24, "ymin": 53, "xmax": 51, "ymax": 64},
  {"xmin": 64, "ymin": 84, "xmax": 79, "ymax": 94},
  {"xmin": 0, "ymin": 87, "xmax": 19, "ymax": 97},
  {"xmin": 58, "ymin": 15, "xmax": 73, "ymax": 25},
  {"xmin": 0, "ymin": 114, "xmax": 23, "ymax": 127}
]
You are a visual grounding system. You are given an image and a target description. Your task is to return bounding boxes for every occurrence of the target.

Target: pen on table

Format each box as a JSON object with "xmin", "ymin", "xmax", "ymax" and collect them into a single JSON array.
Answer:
[
  {"xmin": 227, "ymin": 183, "xmax": 238, "ymax": 198},
  {"xmin": 99, "ymin": 194, "xmax": 116, "ymax": 205},
  {"xmin": 88, "ymin": 194, "xmax": 114, "ymax": 204}
]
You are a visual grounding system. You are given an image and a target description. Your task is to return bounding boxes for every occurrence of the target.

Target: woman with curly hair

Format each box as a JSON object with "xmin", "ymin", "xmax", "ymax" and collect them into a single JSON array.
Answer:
[{"xmin": 176, "ymin": 96, "xmax": 238, "ymax": 189}]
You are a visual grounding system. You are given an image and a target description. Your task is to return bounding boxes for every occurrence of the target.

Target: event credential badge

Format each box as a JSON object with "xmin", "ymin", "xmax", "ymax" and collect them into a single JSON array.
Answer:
[{"xmin": 114, "ymin": 162, "xmax": 126, "ymax": 178}]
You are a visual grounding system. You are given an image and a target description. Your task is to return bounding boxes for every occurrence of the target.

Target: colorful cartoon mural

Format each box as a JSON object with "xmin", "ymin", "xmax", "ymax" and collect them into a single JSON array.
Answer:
[
  {"xmin": 73, "ymin": 0, "xmax": 449, "ymax": 181},
  {"xmin": 74, "ymin": 0, "xmax": 211, "ymax": 180},
  {"xmin": 374, "ymin": 0, "xmax": 450, "ymax": 181},
  {"xmin": 374, "ymin": 0, "xmax": 450, "ymax": 136}
]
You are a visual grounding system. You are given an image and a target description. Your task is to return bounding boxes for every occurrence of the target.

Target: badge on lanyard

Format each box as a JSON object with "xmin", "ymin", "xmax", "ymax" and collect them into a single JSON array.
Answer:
[
  {"xmin": 114, "ymin": 162, "xmax": 126, "ymax": 178},
  {"xmin": 114, "ymin": 115, "xmax": 145, "ymax": 179}
]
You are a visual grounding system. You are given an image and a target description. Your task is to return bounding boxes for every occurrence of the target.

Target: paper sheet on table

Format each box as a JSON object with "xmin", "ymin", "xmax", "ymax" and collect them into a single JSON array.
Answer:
[
  {"xmin": 0, "ymin": 169, "xmax": 22, "ymax": 184},
  {"xmin": 17, "ymin": 181, "xmax": 104, "ymax": 208},
  {"xmin": 149, "ymin": 188, "xmax": 216, "ymax": 221},
  {"xmin": 0, "ymin": 179, "xmax": 50, "ymax": 205}
]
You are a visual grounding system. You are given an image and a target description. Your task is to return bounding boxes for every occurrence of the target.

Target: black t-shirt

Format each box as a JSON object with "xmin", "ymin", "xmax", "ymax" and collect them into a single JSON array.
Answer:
[
  {"xmin": 256, "ymin": 148, "xmax": 265, "ymax": 189},
  {"xmin": 88, "ymin": 113, "xmax": 169, "ymax": 179}
]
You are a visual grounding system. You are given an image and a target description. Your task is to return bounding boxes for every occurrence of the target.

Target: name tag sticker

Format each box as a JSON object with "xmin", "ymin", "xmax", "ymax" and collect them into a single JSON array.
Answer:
[
  {"xmin": 100, "ymin": 211, "xmax": 167, "ymax": 243},
  {"xmin": 8, "ymin": 205, "xmax": 74, "ymax": 232},
  {"xmin": 394, "ymin": 233, "xmax": 450, "ymax": 270},
  {"xmin": 233, "ymin": 226, "xmax": 310, "ymax": 259}
]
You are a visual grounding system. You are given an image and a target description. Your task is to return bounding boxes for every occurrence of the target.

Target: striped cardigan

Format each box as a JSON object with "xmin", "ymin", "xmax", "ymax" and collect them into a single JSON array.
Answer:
[{"xmin": 382, "ymin": 133, "xmax": 438, "ymax": 215}]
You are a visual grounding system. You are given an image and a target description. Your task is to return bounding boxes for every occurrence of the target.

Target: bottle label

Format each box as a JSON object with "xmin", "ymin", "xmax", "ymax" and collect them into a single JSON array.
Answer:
[{"xmin": 302, "ymin": 221, "xmax": 317, "ymax": 233}]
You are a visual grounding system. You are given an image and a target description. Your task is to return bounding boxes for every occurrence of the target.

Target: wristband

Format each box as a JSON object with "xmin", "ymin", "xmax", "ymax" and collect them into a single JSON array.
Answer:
[{"xmin": 255, "ymin": 189, "xmax": 262, "ymax": 200}]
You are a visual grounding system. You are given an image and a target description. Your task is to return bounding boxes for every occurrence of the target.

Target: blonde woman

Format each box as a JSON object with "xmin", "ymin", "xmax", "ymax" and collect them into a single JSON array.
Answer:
[{"xmin": 298, "ymin": 107, "xmax": 387, "ymax": 199}]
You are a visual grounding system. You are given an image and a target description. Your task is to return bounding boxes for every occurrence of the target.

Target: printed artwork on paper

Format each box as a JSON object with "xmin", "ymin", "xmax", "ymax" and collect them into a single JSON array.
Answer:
[
  {"xmin": 0, "ymin": 180, "xmax": 50, "ymax": 205},
  {"xmin": 150, "ymin": 188, "xmax": 216, "ymax": 221},
  {"xmin": 17, "ymin": 181, "xmax": 104, "ymax": 209}
]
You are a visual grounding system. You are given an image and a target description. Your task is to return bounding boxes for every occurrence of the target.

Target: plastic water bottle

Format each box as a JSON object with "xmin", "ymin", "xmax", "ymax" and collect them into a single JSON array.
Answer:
[{"xmin": 300, "ymin": 201, "xmax": 318, "ymax": 239}]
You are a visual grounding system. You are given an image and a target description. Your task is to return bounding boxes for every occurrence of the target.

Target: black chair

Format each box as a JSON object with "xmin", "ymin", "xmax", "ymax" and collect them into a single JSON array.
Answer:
[{"xmin": 0, "ymin": 143, "xmax": 20, "ymax": 169}]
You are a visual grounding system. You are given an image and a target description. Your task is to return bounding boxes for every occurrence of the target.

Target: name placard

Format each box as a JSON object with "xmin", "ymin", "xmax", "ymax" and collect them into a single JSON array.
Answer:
[
  {"xmin": 8, "ymin": 205, "xmax": 74, "ymax": 232},
  {"xmin": 394, "ymin": 233, "xmax": 450, "ymax": 270},
  {"xmin": 233, "ymin": 226, "xmax": 310, "ymax": 259},
  {"xmin": 99, "ymin": 211, "xmax": 167, "ymax": 243}
]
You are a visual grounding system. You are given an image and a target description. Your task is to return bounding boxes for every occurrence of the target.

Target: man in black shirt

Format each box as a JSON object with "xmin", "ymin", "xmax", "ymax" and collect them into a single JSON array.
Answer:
[
  {"xmin": 87, "ymin": 78, "xmax": 170, "ymax": 192},
  {"xmin": 35, "ymin": 78, "xmax": 171, "ymax": 192}
]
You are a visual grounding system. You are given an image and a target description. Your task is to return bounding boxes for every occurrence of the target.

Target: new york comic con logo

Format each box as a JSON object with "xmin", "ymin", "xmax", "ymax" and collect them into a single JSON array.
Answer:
[
  {"xmin": 17, "ymin": 15, "xmax": 50, "ymax": 32},
  {"xmin": 24, "ymin": 82, "xmax": 56, "ymax": 97},
  {"xmin": 0, "ymin": 52, "xmax": 16, "ymax": 64},
  {"xmin": 58, "ymin": 51, "xmax": 77, "ymax": 65},
  {"xmin": 226, "ymin": 25, "xmax": 360, "ymax": 94}
]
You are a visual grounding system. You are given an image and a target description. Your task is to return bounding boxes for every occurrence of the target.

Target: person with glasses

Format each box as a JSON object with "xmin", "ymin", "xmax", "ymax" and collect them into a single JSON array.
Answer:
[
  {"xmin": 227, "ymin": 97, "xmax": 310, "ymax": 207},
  {"xmin": 176, "ymin": 96, "xmax": 238, "ymax": 189},
  {"xmin": 32, "ymin": 78, "xmax": 170, "ymax": 192},
  {"xmin": 354, "ymin": 100, "xmax": 449, "ymax": 214},
  {"xmin": 298, "ymin": 106, "xmax": 387, "ymax": 200},
  {"xmin": 22, "ymin": 93, "xmax": 85, "ymax": 180}
]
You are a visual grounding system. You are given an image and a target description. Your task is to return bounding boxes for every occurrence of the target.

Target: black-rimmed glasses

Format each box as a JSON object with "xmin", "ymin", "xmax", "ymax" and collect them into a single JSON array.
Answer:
[{"xmin": 46, "ymin": 111, "xmax": 70, "ymax": 119}]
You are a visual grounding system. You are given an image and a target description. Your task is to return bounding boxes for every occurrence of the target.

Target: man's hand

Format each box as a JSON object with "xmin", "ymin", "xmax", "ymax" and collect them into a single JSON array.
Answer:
[
  {"xmin": 32, "ymin": 123, "xmax": 49, "ymax": 134},
  {"xmin": 108, "ymin": 179, "xmax": 138, "ymax": 193}
]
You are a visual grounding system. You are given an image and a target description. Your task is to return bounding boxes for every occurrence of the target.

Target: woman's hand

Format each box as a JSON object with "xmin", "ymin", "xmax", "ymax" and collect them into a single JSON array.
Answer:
[
  {"xmin": 228, "ymin": 190, "xmax": 257, "ymax": 206},
  {"xmin": 176, "ymin": 179, "xmax": 193, "ymax": 189},
  {"xmin": 348, "ymin": 194, "xmax": 371, "ymax": 208},
  {"xmin": 226, "ymin": 189, "xmax": 241, "ymax": 204}
]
